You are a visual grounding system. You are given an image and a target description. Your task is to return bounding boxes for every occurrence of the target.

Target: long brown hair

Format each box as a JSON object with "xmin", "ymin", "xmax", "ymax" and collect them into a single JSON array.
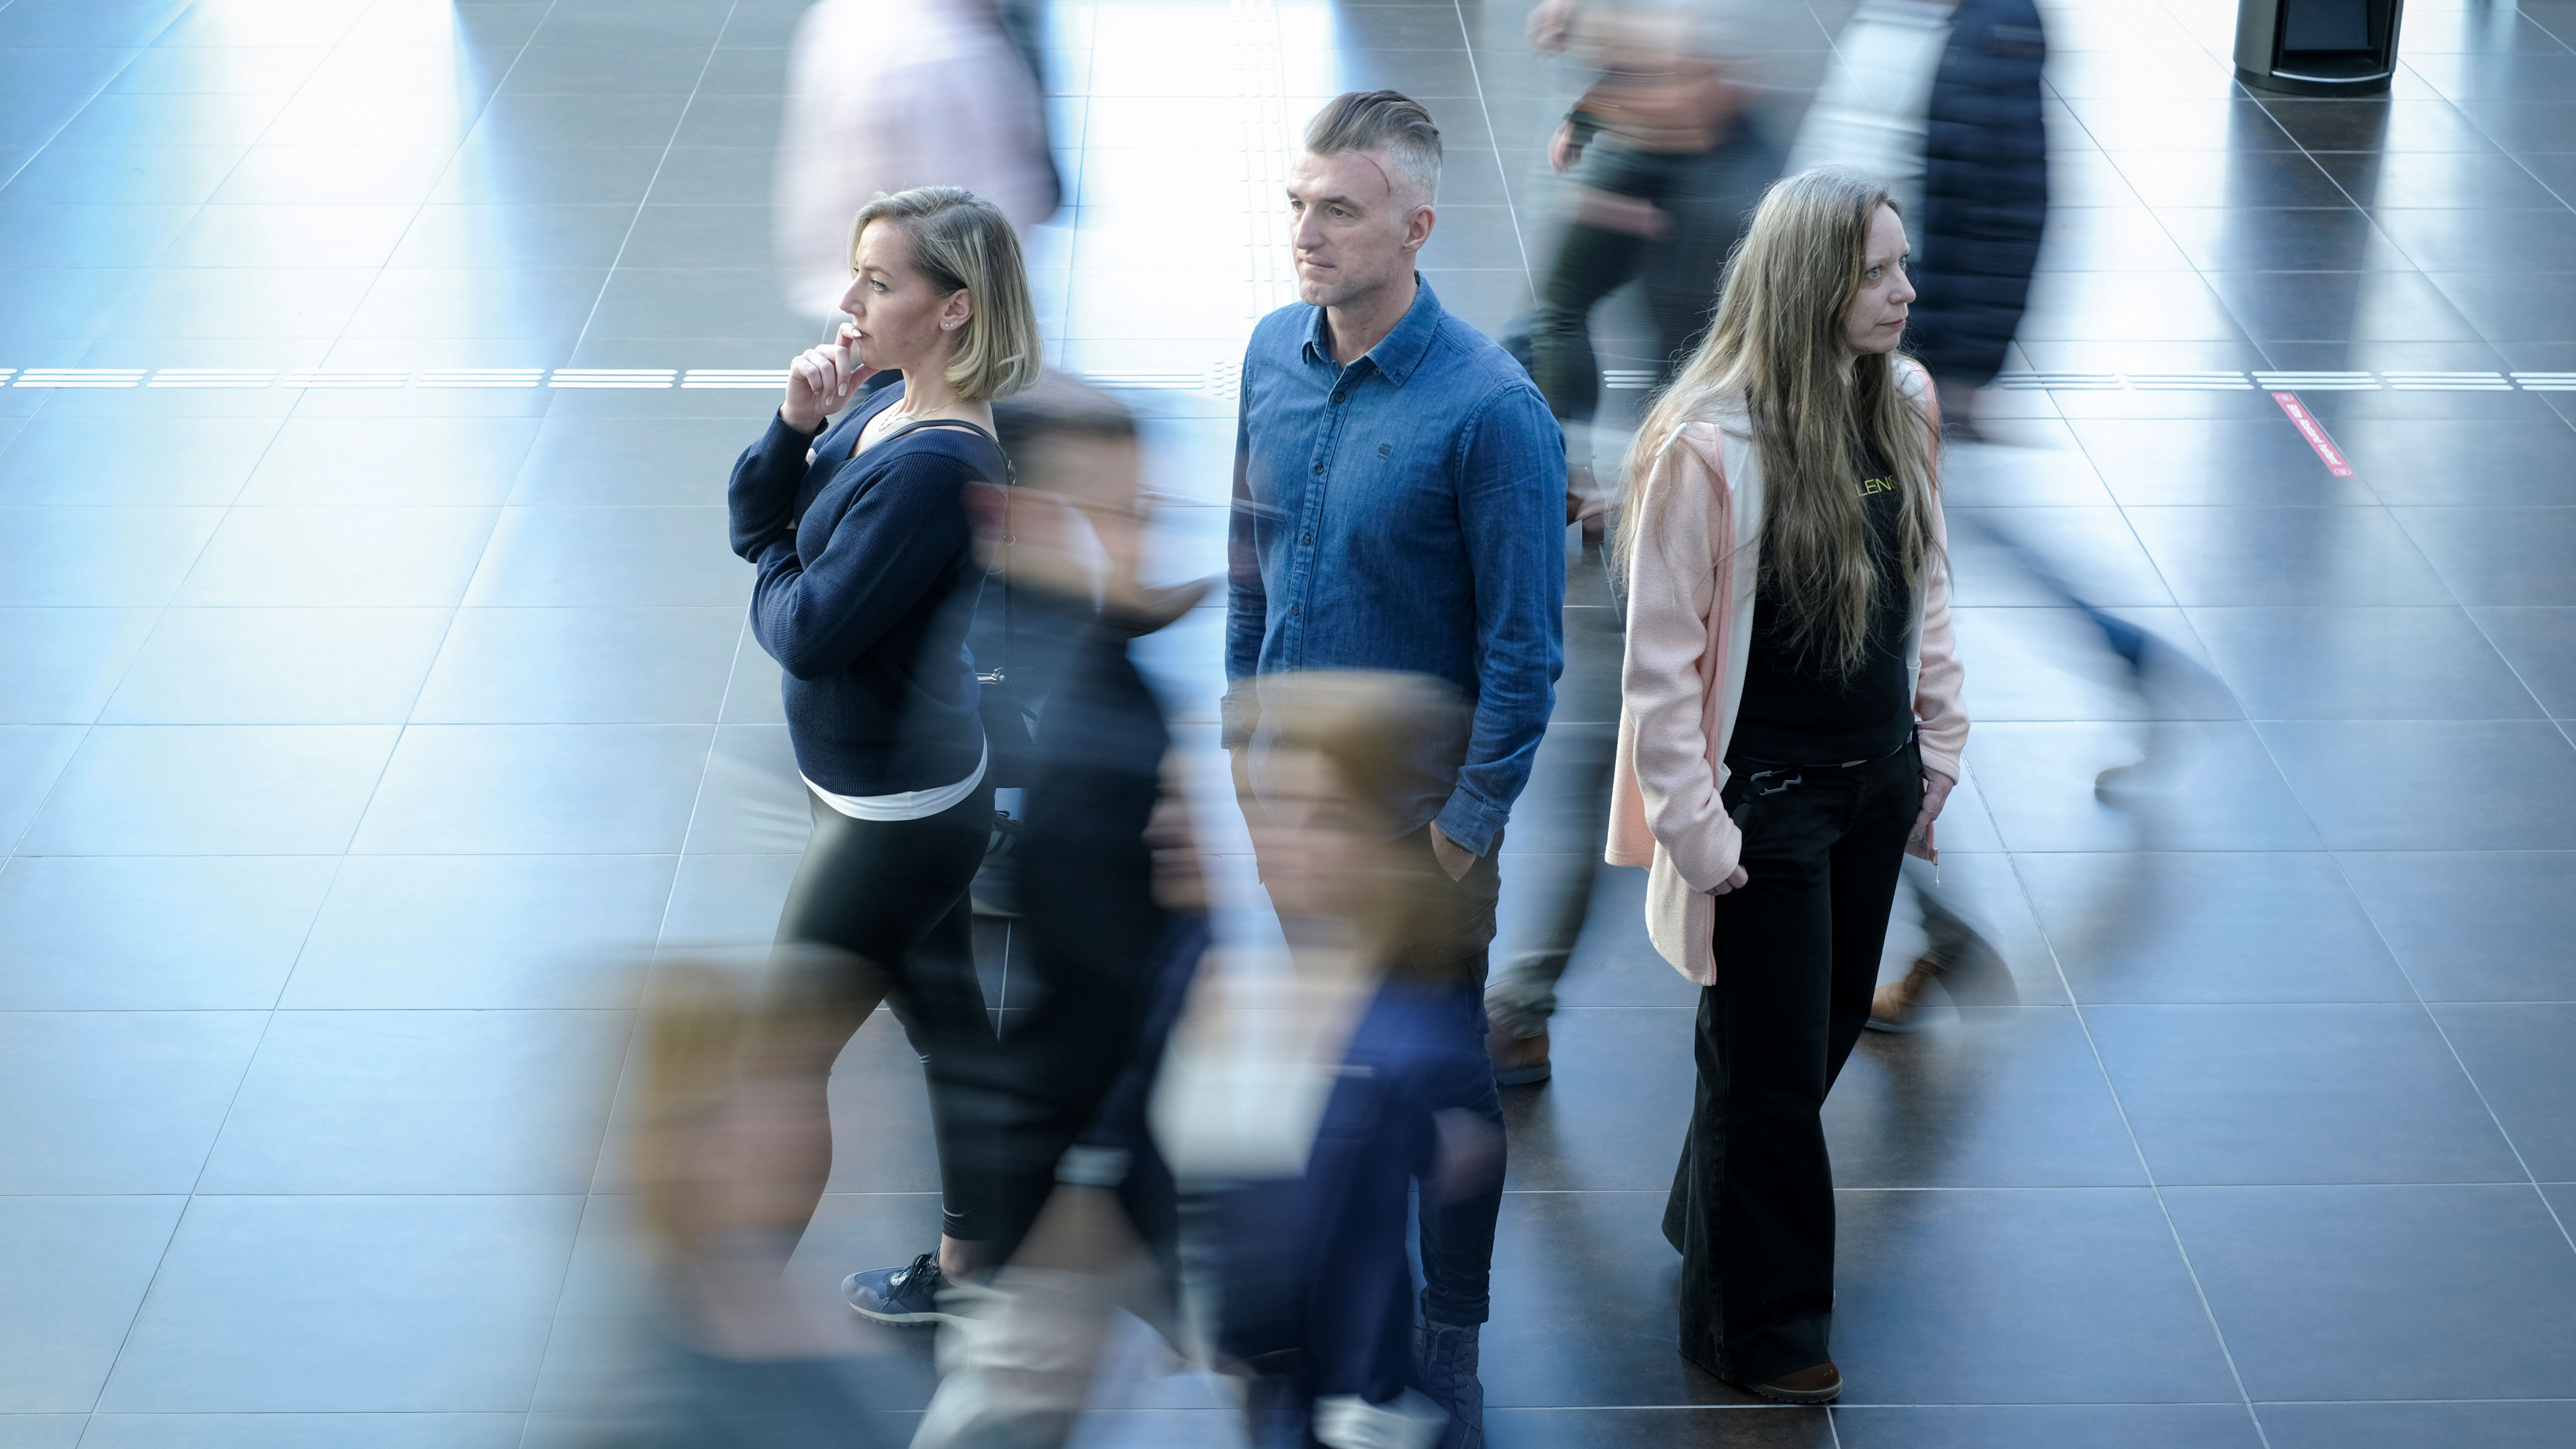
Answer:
[{"xmin": 1619, "ymin": 166, "xmax": 1940, "ymax": 675}]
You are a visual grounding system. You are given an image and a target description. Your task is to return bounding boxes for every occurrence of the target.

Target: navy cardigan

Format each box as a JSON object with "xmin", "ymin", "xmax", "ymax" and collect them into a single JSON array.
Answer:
[
  {"xmin": 727, "ymin": 384, "xmax": 1003, "ymax": 797},
  {"xmin": 1908, "ymin": 0, "xmax": 2050, "ymax": 388}
]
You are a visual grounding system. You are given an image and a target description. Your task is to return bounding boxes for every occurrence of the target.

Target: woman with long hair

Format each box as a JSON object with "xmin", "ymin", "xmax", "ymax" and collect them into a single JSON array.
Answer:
[
  {"xmin": 1606, "ymin": 166, "xmax": 1968, "ymax": 1404},
  {"xmin": 725, "ymin": 184, "xmax": 1039, "ymax": 1324}
]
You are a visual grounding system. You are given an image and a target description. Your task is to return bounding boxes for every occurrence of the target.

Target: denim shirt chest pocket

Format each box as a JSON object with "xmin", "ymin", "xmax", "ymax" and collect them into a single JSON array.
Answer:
[{"xmin": 1324, "ymin": 384, "xmax": 1453, "ymax": 571}]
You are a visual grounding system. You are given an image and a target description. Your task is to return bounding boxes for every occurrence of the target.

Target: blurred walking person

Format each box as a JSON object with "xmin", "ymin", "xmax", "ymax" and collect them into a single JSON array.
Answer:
[
  {"xmin": 774, "ymin": 0, "xmax": 1059, "ymax": 325},
  {"xmin": 1525, "ymin": 0, "xmax": 1779, "ymax": 483},
  {"xmin": 1609, "ymin": 167, "xmax": 1968, "ymax": 1403},
  {"xmin": 1483, "ymin": 2, "xmax": 1778, "ymax": 1085},
  {"xmin": 912, "ymin": 382, "xmax": 1218, "ymax": 1448},
  {"xmin": 1227, "ymin": 90, "xmax": 1566, "ymax": 1447},
  {"xmin": 1789, "ymin": 0, "xmax": 2047, "ymax": 436},
  {"xmin": 724, "ymin": 186, "xmax": 1039, "ymax": 1324},
  {"xmin": 1164, "ymin": 673, "xmax": 1503, "ymax": 1449}
]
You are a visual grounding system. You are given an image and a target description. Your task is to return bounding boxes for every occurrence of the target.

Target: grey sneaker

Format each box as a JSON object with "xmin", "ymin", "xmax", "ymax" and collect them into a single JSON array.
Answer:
[
  {"xmin": 842, "ymin": 1251, "xmax": 955, "ymax": 1326},
  {"xmin": 1414, "ymin": 1320, "xmax": 1484, "ymax": 1449}
]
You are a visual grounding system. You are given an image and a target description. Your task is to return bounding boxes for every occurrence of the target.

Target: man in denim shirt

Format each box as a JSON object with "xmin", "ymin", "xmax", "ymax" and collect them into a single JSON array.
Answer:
[{"xmin": 1224, "ymin": 90, "xmax": 1565, "ymax": 1449}]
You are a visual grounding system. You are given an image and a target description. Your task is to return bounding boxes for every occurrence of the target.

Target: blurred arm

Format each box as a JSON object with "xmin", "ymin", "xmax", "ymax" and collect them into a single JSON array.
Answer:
[{"xmin": 1222, "ymin": 397, "xmax": 1266, "ymax": 749}]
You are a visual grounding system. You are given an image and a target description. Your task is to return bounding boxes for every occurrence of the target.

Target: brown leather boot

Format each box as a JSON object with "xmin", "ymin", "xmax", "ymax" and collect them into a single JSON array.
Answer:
[
  {"xmin": 1866, "ymin": 955, "xmax": 1944, "ymax": 1033},
  {"xmin": 1741, "ymin": 1361, "xmax": 1842, "ymax": 1404},
  {"xmin": 1485, "ymin": 1019, "xmax": 1551, "ymax": 1086}
]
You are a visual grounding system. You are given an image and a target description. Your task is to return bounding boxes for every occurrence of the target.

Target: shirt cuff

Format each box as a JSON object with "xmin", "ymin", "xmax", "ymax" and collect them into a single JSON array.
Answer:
[
  {"xmin": 1219, "ymin": 681, "xmax": 1258, "ymax": 751},
  {"xmin": 1432, "ymin": 790, "xmax": 1505, "ymax": 860}
]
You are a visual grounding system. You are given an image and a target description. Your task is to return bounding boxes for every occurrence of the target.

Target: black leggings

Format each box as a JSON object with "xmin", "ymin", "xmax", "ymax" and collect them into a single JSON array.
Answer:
[
  {"xmin": 775, "ymin": 782, "xmax": 996, "ymax": 1240},
  {"xmin": 1664, "ymin": 742, "xmax": 1919, "ymax": 1382}
]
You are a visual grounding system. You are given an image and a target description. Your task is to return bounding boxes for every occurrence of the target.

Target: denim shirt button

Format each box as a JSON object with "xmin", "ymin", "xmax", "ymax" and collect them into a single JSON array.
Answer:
[
  {"xmin": 1330, "ymin": 391, "xmax": 1345, "ymax": 405},
  {"xmin": 1312, "ymin": 462, "xmax": 1324, "ymax": 474}
]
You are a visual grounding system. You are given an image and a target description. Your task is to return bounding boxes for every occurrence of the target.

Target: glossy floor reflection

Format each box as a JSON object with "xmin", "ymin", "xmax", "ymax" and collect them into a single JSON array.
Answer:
[{"xmin": 4, "ymin": 0, "xmax": 2576, "ymax": 1446}]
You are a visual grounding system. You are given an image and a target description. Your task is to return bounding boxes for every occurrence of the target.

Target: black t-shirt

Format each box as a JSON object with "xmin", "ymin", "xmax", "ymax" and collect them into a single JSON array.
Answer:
[{"xmin": 1727, "ymin": 459, "xmax": 1915, "ymax": 768}]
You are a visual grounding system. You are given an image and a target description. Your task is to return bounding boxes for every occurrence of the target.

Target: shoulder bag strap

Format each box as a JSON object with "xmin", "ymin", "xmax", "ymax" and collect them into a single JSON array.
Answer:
[{"xmin": 876, "ymin": 419, "xmax": 1021, "ymax": 697}]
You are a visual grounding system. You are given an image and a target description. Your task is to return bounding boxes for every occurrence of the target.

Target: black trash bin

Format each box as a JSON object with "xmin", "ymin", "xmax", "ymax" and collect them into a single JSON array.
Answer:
[{"xmin": 2234, "ymin": 0, "xmax": 2406, "ymax": 96}]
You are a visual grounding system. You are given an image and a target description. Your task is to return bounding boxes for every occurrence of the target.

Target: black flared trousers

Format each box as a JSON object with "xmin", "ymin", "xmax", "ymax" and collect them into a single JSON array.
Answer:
[{"xmin": 1664, "ymin": 742, "xmax": 1920, "ymax": 1382}]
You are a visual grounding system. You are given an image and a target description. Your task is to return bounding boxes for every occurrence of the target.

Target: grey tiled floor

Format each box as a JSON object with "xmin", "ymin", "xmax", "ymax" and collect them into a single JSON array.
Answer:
[{"xmin": 3, "ymin": 0, "xmax": 2576, "ymax": 1446}]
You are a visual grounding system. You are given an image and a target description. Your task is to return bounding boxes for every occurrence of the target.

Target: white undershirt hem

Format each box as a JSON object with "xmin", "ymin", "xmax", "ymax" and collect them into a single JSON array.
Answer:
[{"xmin": 803, "ymin": 740, "xmax": 988, "ymax": 822}]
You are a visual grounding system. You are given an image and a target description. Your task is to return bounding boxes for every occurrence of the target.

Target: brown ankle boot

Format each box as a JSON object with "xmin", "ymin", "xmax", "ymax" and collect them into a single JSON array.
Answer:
[
  {"xmin": 1866, "ymin": 956, "xmax": 1945, "ymax": 1033},
  {"xmin": 1741, "ymin": 1361, "xmax": 1841, "ymax": 1404},
  {"xmin": 1485, "ymin": 1019, "xmax": 1551, "ymax": 1085}
]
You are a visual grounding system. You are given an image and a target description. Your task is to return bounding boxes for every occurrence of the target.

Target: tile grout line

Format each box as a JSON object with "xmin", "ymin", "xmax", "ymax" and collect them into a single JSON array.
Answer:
[
  {"xmin": 0, "ymin": 0, "xmax": 215, "ymax": 876},
  {"xmin": 2029, "ymin": 12, "xmax": 2299, "ymax": 753},
  {"xmin": 563, "ymin": 2, "xmax": 747, "ymax": 360},
  {"xmin": 2023, "ymin": 0, "xmax": 2576, "ymax": 1356},
  {"xmin": 2133, "ymin": 0, "xmax": 2576, "ymax": 1282},
  {"xmin": 522, "ymin": 2, "xmax": 753, "ymax": 1426},
  {"xmin": 2320, "ymin": 846, "xmax": 2576, "ymax": 1259},
  {"xmin": 1448, "ymin": 0, "xmax": 1534, "ymax": 291},
  {"xmin": 0, "ymin": 0, "xmax": 190, "ymax": 198},
  {"xmin": 1978, "ymin": 759, "xmax": 2278, "ymax": 1449},
  {"xmin": 56, "ymin": 1, "xmax": 575, "ymax": 1440},
  {"xmin": 2400, "ymin": 8, "xmax": 2576, "ymax": 214}
]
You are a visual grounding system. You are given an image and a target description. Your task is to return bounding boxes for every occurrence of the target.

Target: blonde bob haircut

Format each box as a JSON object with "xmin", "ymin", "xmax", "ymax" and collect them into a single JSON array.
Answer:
[{"xmin": 848, "ymin": 185, "xmax": 1041, "ymax": 402}]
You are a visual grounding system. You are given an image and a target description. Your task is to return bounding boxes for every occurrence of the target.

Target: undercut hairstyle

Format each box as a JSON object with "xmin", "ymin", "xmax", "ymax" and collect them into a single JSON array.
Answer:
[
  {"xmin": 1302, "ymin": 90, "xmax": 1443, "ymax": 208},
  {"xmin": 849, "ymin": 185, "xmax": 1041, "ymax": 401}
]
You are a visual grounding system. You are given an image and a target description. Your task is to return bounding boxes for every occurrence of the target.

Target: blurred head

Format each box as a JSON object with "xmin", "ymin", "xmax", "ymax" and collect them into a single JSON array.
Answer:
[
  {"xmin": 1241, "ymin": 672, "xmax": 1467, "ymax": 955},
  {"xmin": 983, "ymin": 375, "xmax": 1160, "ymax": 615},
  {"xmin": 1623, "ymin": 166, "xmax": 1940, "ymax": 677},
  {"xmin": 1288, "ymin": 91, "xmax": 1441, "ymax": 310},
  {"xmin": 632, "ymin": 958, "xmax": 805, "ymax": 1256},
  {"xmin": 843, "ymin": 185, "xmax": 1040, "ymax": 399}
]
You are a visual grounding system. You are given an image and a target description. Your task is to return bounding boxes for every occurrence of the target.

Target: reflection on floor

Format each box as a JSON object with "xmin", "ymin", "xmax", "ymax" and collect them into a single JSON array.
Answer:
[{"xmin": 3, "ymin": 0, "xmax": 2576, "ymax": 1445}]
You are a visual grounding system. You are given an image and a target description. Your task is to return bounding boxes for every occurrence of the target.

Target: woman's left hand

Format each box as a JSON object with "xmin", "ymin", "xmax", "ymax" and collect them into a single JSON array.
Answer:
[{"xmin": 1913, "ymin": 768, "xmax": 1956, "ymax": 845}]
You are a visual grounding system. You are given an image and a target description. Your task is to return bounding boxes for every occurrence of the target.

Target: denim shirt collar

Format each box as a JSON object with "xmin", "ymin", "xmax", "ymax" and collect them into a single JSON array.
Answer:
[{"xmin": 1297, "ymin": 273, "xmax": 1443, "ymax": 387}]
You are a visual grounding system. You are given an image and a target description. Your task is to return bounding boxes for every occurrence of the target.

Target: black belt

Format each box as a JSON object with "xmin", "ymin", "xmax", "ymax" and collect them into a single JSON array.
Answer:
[{"xmin": 1729, "ymin": 731, "xmax": 1917, "ymax": 798}]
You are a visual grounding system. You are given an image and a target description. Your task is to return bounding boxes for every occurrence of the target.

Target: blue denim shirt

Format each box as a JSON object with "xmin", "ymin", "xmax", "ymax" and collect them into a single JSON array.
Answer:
[{"xmin": 1225, "ymin": 277, "xmax": 1566, "ymax": 856}]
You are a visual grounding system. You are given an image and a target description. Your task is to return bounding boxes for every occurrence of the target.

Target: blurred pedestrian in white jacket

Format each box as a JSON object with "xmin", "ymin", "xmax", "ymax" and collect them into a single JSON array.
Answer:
[{"xmin": 774, "ymin": 0, "xmax": 1059, "ymax": 324}]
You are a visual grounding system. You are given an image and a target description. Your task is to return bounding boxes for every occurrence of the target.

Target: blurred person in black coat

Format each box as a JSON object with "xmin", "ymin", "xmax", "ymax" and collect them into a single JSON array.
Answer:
[{"xmin": 1904, "ymin": 0, "xmax": 2048, "ymax": 438}]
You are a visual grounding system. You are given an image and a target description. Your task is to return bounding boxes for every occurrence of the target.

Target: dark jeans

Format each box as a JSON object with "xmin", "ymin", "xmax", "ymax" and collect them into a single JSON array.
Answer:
[
  {"xmin": 1663, "ymin": 743, "xmax": 1920, "ymax": 1381},
  {"xmin": 775, "ymin": 784, "xmax": 997, "ymax": 1241},
  {"xmin": 1393, "ymin": 826, "xmax": 1506, "ymax": 1328},
  {"xmin": 1530, "ymin": 126, "xmax": 1779, "ymax": 425}
]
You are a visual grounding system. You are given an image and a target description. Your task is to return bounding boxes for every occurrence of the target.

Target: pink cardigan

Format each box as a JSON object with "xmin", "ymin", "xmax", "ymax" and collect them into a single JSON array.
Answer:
[{"xmin": 1606, "ymin": 374, "xmax": 1968, "ymax": 984}]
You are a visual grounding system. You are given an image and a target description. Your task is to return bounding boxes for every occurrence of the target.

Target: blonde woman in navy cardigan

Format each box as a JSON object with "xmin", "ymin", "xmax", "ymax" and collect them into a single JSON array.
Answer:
[{"xmin": 725, "ymin": 185, "xmax": 1038, "ymax": 1325}]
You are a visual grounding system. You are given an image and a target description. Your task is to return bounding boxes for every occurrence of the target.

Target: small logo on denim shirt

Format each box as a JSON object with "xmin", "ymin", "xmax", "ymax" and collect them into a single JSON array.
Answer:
[{"xmin": 1378, "ymin": 442, "xmax": 1392, "ymax": 457}]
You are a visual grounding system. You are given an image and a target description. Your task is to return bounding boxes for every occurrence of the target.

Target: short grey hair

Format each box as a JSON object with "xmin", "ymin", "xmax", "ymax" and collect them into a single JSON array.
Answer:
[{"xmin": 1302, "ymin": 90, "xmax": 1442, "ymax": 208}]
